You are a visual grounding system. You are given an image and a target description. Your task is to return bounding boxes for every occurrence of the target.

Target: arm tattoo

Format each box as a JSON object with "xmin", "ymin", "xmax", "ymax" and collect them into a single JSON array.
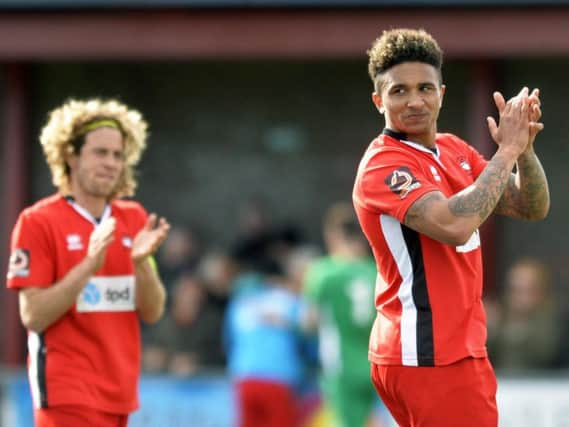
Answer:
[
  {"xmin": 495, "ymin": 152, "xmax": 549, "ymax": 219},
  {"xmin": 448, "ymin": 153, "xmax": 513, "ymax": 222},
  {"xmin": 404, "ymin": 192, "xmax": 445, "ymax": 229}
]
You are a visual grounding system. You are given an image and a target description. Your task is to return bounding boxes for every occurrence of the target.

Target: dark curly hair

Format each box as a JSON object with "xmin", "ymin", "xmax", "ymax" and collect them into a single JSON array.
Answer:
[{"xmin": 367, "ymin": 28, "xmax": 443, "ymax": 91}]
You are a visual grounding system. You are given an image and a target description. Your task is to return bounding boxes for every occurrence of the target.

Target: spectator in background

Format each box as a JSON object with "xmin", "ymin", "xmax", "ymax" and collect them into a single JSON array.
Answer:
[
  {"xmin": 143, "ymin": 271, "xmax": 227, "ymax": 376},
  {"xmin": 199, "ymin": 250, "xmax": 237, "ymax": 309},
  {"xmin": 487, "ymin": 258, "xmax": 564, "ymax": 371},
  {"xmin": 156, "ymin": 224, "xmax": 202, "ymax": 295},
  {"xmin": 237, "ymin": 195, "xmax": 274, "ymax": 242},
  {"xmin": 303, "ymin": 202, "xmax": 387, "ymax": 427},
  {"xmin": 6, "ymin": 98, "xmax": 169, "ymax": 426},
  {"xmin": 231, "ymin": 223, "xmax": 304, "ymax": 280},
  {"xmin": 231, "ymin": 194, "xmax": 305, "ymax": 280}
]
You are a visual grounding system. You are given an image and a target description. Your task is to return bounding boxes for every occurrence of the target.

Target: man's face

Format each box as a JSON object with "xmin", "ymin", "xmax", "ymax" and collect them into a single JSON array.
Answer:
[
  {"xmin": 68, "ymin": 127, "xmax": 125, "ymax": 199},
  {"xmin": 373, "ymin": 62, "xmax": 445, "ymax": 146}
]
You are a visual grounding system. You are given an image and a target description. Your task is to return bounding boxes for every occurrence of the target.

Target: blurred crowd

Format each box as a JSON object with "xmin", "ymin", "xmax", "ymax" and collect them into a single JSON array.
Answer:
[
  {"xmin": 142, "ymin": 198, "xmax": 327, "ymax": 425},
  {"xmin": 142, "ymin": 197, "xmax": 315, "ymax": 378},
  {"xmin": 141, "ymin": 197, "xmax": 569, "ymax": 426},
  {"xmin": 485, "ymin": 257, "xmax": 569, "ymax": 373}
]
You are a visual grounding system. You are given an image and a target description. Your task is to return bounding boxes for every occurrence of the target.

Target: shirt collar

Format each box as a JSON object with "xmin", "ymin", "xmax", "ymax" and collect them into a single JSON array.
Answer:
[{"xmin": 382, "ymin": 128, "xmax": 439, "ymax": 157}]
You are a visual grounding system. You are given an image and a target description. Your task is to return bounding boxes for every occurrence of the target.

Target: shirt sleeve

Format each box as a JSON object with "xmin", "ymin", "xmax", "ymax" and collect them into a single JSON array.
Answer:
[
  {"xmin": 356, "ymin": 148, "xmax": 441, "ymax": 222},
  {"xmin": 7, "ymin": 211, "xmax": 55, "ymax": 289}
]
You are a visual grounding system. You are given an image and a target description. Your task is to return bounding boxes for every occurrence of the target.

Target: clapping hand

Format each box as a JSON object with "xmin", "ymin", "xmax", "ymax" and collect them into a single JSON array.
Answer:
[
  {"xmin": 486, "ymin": 87, "xmax": 530, "ymax": 157},
  {"xmin": 131, "ymin": 214, "xmax": 170, "ymax": 265},
  {"xmin": 87, "ymin": 216, "xmax": 116, "ymax": 272},
  {"xmin": 487, "ymin": 87, "xmax": 543, "ymax": 150},
  {"xmin": 527, "ymin": 88, "xmax": 544, "ymax": 145}
]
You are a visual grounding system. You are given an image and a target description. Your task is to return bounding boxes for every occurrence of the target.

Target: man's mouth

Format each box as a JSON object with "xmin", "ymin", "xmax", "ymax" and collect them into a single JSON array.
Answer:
[{"xmin": 405, "ymin": 112, "xmax": 427, "ymax": 120}]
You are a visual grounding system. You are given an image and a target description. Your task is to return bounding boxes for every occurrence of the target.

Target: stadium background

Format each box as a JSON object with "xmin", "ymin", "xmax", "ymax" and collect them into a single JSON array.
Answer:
[{"xmin": 1, "ymin": 1, "xmax": 569, "ymax": 425}]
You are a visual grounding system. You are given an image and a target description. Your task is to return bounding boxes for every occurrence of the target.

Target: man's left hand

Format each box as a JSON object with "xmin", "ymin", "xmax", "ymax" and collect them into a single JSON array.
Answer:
[{"xmin": 131, "ymin": 214, "xmax": 170, "ymax": 265}]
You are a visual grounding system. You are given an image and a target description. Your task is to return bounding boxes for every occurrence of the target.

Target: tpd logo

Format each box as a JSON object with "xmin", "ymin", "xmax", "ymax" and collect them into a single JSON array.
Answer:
[
  {"xmin": 76, "ymin": 276, "xmax": 135, "ymax": 312},
  {"xmin": 106, "ymin": 287, "xmax": 131, "ymax": 303}
]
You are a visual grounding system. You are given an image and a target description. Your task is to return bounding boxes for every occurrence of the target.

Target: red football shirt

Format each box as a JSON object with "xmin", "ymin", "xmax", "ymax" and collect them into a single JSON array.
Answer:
[
  {"xmin": 7, "ymin": 194, "xmax": 147, "ymax": 414},
  {"xmin": 353, "ymin": 130, "xmax": 489, "ymax": 367}
]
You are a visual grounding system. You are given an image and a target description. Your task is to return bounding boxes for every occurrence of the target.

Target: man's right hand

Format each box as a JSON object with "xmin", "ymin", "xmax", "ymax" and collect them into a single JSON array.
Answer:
[{"xmin": 86, "ymin": 216, "xmax": 116, "ymax": 273}]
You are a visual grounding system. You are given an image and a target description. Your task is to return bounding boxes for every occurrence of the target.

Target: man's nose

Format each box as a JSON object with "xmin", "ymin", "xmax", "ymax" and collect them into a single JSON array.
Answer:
[
  {"xmin": 103, "ymin": 154, "xmax": 120, "ymax": 168},
  {"xmin": 407, "ymin": 92, "xmax": 425, "ymax": 108}
]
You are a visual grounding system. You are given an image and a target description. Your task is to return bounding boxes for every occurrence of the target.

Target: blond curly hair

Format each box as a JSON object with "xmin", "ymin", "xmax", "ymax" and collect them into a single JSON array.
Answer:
[{"xmin": 40, "ymin": 98, "xmax": 148, "ymax": 199}]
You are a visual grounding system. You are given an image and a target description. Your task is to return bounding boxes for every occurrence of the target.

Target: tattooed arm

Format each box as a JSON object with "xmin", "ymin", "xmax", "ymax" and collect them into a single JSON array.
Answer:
[
  {"xmin": 493, "ymin": 148, "xmax": 549, "ymax": 220},
  {"xmin": 403, "ymin": 88, "xmax": 531, "ymax": 246},
  {"xmin": 404, "ymin": 149, "xmax": 520, "ymax": 245},
  {"xmin": 493, "ymin": 89, "xmax": 550, "ymax": 220}
]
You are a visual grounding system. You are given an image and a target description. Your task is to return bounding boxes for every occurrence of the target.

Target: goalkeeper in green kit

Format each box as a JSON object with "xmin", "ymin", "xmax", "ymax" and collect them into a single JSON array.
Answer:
[{"xmin": 303, "ymin": 202, "xmax": 390, "ymax": 427}]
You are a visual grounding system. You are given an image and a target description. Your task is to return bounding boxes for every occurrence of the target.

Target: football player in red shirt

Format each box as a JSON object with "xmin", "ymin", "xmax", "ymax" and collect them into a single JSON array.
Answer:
[
  {"xmin": 7, "ymin": 98, "xmax": 170, "ymax": 426},
  {"xmin": 353, "ymin": 28, "xmax": 549, "ymax": 426}
]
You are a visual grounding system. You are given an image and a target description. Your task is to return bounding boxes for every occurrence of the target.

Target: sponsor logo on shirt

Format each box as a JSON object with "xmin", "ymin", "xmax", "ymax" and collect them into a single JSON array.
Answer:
[
  {"xmin": 7, "ymin": 248, "xmax": 30, "ymax": 279},
  {"xmin": 76, "ymin": 275, "xmax": 135, "ymax": 312},
  {"xmin": 385, "ymin": 167, "xmax": 421, "ymax": 199},
  {"xmin": 66, "ymin": 234, "xmax": 84, "ymax": 251}
]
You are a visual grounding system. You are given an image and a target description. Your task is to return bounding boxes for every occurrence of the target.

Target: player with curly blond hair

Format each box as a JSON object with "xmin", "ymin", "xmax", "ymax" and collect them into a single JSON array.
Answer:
[
  {"xmin": 353, "ymin": 28, "xmax": 550, "ymax": 426},
  {"xmin": 40, "ymin": 98, "xmax": 148, "ymax": 199},
  {"xmin": 7, "ymin": 98, "xmax": 170, "ymax": 426}
]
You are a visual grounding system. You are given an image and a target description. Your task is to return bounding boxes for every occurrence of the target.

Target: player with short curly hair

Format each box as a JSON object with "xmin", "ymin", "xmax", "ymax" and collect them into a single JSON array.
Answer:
[
  {"xmin": 353, "ymin": 28, "xmax": 550, "ymax": 426},
  {"xmin": 367, "ymin": 28, "xmax": 443, "ymax": 91},
  {"xmin": 7, "ymin": 97, "xmax": 170, "ymax": 427}
]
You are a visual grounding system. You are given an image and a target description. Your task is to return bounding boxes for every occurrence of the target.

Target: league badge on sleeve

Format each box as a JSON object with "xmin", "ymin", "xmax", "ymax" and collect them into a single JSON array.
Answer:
[
  {"xmin": 7, "ymin": 248, "xmax": 30, "ymax": 279},
  {"xmin": 385, "ymin": 167, "xmax": 421, "ymax": 199}
]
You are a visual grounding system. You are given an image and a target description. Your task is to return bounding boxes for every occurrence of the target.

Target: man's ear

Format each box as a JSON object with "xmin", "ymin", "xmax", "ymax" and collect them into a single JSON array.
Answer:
[
  {"xmin": 64, "ymin": 150, "xmax": 77, "ymax": 172},
  {"xmin": 439, "ymin": 84, "xmax": 446, "ymax": 108},
  {"xmin": 372, "ymin": 92, "xmax": 385, "ymax": 114}
]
